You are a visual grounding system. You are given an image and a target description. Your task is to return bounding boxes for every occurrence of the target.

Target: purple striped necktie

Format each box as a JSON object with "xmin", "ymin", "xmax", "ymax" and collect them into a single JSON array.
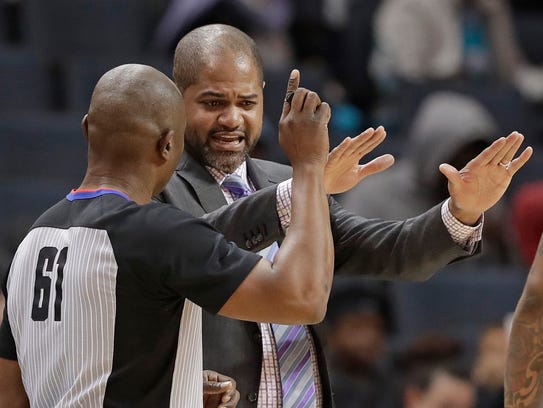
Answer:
[
  {"xmin": 222, "ymin": 173, "xmax": 317, "ymax": 407},
  {"xmin": 271, "ymin": 323, "xmax": 317, "ymax": 407},
  {"xmin": 221, "ymin": 173, "xmax": 252, "ymax": 200},
  {"xmin": 266, "ymin": 245, "xmax": 317, "ymax": 407}
]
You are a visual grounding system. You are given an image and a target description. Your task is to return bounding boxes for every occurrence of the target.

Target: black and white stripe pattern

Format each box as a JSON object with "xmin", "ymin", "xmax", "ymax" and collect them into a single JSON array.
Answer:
[
  {"xmin": 170, "ymin": 299, "xmax": 203, "ymax": 408},
  {"xmin": 8, "ymin": 226, "xmax": 117, "ymax": 407}
]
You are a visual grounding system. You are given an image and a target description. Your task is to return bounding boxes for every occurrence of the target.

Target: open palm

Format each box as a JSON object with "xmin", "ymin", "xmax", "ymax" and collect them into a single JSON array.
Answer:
[
  {"xmin": 440, "ymin": 131, "xmax": 533, "ymax": 223},
  {"xmin": 324, "ymin": 126, "xmax": 395, "ymax": 194}
]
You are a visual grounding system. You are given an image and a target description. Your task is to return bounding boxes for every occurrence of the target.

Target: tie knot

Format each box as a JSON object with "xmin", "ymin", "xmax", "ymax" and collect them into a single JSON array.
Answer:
[{"xmin": 222, "ymin": 174, "xmax": 252, "ymax": 200}]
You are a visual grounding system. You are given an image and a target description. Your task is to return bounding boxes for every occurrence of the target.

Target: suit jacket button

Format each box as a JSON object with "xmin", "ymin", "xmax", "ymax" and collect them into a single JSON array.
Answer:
[
  {"xmin": 246, "ymin": 239, "xmax": 253, "ymax": 249},
  {"xmin": 247, "ymin": 392, "xmax": 258, "ymax": 403}
]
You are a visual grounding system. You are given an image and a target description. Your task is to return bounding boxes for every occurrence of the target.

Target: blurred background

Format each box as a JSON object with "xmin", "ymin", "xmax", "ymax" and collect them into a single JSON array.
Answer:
[{"xmin": 1, "ymin": 0, "xmax": 542, "ymax": 406}]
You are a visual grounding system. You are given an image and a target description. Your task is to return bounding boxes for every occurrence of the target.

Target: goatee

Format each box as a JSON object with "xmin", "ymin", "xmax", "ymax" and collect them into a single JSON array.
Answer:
[{"xmin": 200, "ymin": 145, "xmax": 249, "ymax": 174}]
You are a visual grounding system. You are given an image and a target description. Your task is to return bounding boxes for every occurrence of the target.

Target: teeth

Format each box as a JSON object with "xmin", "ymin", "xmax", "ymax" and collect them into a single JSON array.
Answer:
[{"xmin": 214, "ymin": 136, "xmax": 242, "ymax": 144}]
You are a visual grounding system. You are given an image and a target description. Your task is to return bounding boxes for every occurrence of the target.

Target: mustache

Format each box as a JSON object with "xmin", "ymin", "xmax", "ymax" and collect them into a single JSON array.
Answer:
[{"xmin": 208, "ymin": 127, "xmax": 247, "ymax": 137}]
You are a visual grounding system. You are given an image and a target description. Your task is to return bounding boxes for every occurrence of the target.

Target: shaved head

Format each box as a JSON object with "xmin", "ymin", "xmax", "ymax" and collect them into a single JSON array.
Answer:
[
  {"xmin": 82, "ymin": 64, "xmax": 186, "ymax": 199},
  {"xmin": 173, "ymin": 24, "xmax": 263, "ymax": 92},
  {"xmin": 87, "ymin": 64, "xmax": 184, "ymax": 157}
]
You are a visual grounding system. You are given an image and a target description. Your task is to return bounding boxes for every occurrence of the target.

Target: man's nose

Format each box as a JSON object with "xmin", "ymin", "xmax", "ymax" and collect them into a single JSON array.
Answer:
[{"xmin": 217, "ymin": 105, "xmax": 242, "ymax": 128}]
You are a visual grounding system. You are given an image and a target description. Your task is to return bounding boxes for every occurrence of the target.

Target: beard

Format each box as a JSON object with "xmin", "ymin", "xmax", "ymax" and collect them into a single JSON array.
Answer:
[{"xmin": 185, "ymin": 128, "xmax": 258, "ymax": 174}]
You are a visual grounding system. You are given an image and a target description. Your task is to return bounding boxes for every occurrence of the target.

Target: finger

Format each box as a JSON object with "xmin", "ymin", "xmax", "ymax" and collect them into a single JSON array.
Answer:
[
  {"xmin": 220, "ymin": 388, "xmax": 236, "ymax": 403},
  {"xmin": 507, "ymin": 146, "xmax": 533, "ymax": 176},
  {"xmin": 203, "ymin": 370, "xmax": 219, "ymax": 382},
  {"xmin": 355, "ymin": 128, "xmax": 386, "ymax": 158},
  {"xmin": 290, "ymin": 87, "xmax": 309, "ymax": 112},
  {"xmin": 219, "ymin": 390, "xmax": 241, "ymax": 408},
  {"xmin": 328, "ymin": 136, "xmax": 353, "ymax": 160},
  {"xmin": 367, "ymin": 125, "xmax": 386, "ymax": 147},
  {"xmin": 469, "ymin": 136, "xmax": 507, "ymax": 166},
  {"xmin": 370, "ymin": 125, "xmax": 386, "ymax": 141},
  {"xmin": 499, "ymin": 132, "xmax": 524, "ymax": 164},
  {"xmin": 353, "ymin": 127, "xmax": 376, "ymax": 142},
  {"xmin": 304, "ymin": 90, "xmax": 322, "ymax": 112},
  {"xmin": 203, "ymin": 380, "xmax": 233, "ymax": 395},
  {"xmin": 281, "ymin": 69, "xmax": 300, "ymax": 117},
  {"xmin": 439, "ymin": 163, "xmax": 461, "ymax": 185},
  {"xmin": 358, "ymin": 154, "xmax": 395, "ymax": 177},
  {"xmin": 491, "ymin": 132, "xmax": 523, "ymax": 166},
  {"xmin": 329, "ymin": 128, "xmax": 374, "ymax": 160},
  {"xmin": 349, "ymin": 127, "xmax": 376, "ymax": 154},
  {"xmin": 315, "ymin": 101, "xmax": 331, "ymax": 124}
]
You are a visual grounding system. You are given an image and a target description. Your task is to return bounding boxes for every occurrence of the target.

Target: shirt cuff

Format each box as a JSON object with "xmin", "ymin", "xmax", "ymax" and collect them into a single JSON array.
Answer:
[
  {"xmin": 277, "ymin": 179, "xmax": 292, "ymax": 232},
  {"xmin": 441, "ymin": 198, "xmax": 483, "ymax": 252}
]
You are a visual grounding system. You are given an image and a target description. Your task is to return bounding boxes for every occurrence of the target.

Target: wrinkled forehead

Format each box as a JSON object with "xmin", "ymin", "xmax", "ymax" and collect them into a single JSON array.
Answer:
[{"xmin": 186, "ymin": 59, "xmax": 260, "ymax": 101}]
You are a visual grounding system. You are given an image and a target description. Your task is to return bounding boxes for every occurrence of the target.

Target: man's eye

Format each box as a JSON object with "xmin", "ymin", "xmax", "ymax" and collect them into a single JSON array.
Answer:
[{"xmin": 203, "ymin": 100, "xmax": 221, "ymax": 107}]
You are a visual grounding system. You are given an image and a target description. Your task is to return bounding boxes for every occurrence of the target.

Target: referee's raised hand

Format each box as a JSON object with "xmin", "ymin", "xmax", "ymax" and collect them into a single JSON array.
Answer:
[{"xmin": 278, "ymin": 69, "xmax": 331, "ymax": 168}]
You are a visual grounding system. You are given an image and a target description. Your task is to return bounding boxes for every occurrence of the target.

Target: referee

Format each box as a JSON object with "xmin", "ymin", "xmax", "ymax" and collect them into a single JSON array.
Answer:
[{"xmin": 0, "ymin": 63, "xmax": 333, "ymax": 407}]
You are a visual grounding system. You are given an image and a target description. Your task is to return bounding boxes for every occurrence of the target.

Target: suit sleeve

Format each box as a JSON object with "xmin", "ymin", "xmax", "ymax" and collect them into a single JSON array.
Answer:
[
  {"xmin": 199, "ymin": 185, "xmax": 285, "ymax": 252},
  {"xmin": 330, "ymin": 198, "xmax": 480, "ymax": 281},
  {"xmin": 155, "ymin": 181, "xmax": 284, "ymax": 252}
]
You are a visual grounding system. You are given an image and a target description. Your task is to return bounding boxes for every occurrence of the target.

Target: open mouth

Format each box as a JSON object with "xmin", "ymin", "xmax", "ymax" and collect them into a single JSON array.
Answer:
[{"xmin": 210, "ymin": 133, "xmax": 245, "ymax": 150}]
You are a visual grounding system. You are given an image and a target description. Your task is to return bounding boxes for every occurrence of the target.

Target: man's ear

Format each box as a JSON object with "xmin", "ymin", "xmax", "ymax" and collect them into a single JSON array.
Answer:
[
  {"xmin": 81, "ymin": 114, "xmax": 89, "ymax": 141},
  {"xmin": 158, "ymin": 129, "xmax": 175, "ymax": 160}
]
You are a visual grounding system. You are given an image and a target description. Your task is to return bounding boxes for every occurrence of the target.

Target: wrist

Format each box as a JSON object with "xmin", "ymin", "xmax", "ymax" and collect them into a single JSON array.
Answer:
[
  {"xmin": 291, "ymin": 160, "xmax": 326, "ymax": 175},
  {"xmin": 448, "ymin": 199, "xmax": 482, "ymax": 226}
]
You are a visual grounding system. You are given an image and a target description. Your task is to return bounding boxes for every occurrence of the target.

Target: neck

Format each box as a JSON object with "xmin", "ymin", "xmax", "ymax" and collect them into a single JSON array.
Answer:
[{"xmin": 79, "ymin": 172, "xmax": 154, "ymax": 204}]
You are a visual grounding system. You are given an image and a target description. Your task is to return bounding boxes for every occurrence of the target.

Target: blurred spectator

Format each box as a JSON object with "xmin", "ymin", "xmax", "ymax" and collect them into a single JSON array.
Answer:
[
  {"xmin": 472, "ymin": 324, "xmax": 508, "ymax": 408},
  {"xmin": 152, "ymin": 0, "xmax": 292, "ymax": 60},
  {"xmin": 511, "ymin": 180, "xmax": 543, "ymax": 266},
  {"xmin": 395, "ymin": 333, "xmax": 475, "ymax": 408},
  {"xmin": 325, "ymin": 277, "xmax": 396, "ymax": 408},
  {"xmin": 288, "ymin": 0, "xmax": 380, "ymax": 128},
  {"xmin": 339, "ymin": 91, "xmax": 515, "ymax": 264},
  {"xmin": 402, "ymin": 364, "xmax": 475, "ymax": 408},
  {"xmin": 371, "ymin": 0, "xmax": 543, "ymax": 103},
  {"xmin": 510, "ymin": 0, "xmax": 543, "ymax": 65}
]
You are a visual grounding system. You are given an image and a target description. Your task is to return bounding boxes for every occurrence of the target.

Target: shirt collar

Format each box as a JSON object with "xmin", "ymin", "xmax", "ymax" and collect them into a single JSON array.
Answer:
[
  {"xmin": 206, "ymin": 162, "xmax": 248, "ymax": 185},
  {"xmin": 66, "ymin": 188, "xmax": 131, "ymax": 201}
]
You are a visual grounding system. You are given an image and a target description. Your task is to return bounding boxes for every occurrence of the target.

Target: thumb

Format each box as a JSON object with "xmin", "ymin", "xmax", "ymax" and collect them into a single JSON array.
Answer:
[
  {"xmin": 203, "ymin": 380, "xmax": 233, "ymax": 395},
  {"xmin": 281, "ymin": 69, "xmax": 300, "ymax": 118},
  {"xmin": 438, "ymin": 163, "xmax": 461, "ymax": 185},
  {"xmin": 360, "ymin": 154, "xmax": 395, "ymax": 177}
]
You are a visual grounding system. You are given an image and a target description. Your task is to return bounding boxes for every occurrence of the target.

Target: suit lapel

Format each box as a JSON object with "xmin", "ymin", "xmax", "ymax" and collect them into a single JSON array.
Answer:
[
  {"xmin": 246, "ymin": 157, "xmax": 282, "ymax": 189},
  {"xmin": 175, "ymin": 153, "xmax": 228, "ymax": 212},
  {"xmin": 175, "ymin": 154, "xmax": 283, "ymax": 212}
]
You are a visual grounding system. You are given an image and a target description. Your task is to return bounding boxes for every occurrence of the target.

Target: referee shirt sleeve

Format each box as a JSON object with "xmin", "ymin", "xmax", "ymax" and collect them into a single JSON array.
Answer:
[
  {"xmin": 117, "ymin": 203, "xmax": 263, "ymax": 316},
  {"xmin": 163, "ymin": 218, "xmax": 262, "ymax": 314}
]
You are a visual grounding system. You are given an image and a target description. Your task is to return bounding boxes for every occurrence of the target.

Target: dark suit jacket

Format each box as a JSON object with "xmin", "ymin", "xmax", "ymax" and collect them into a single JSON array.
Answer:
[{"xmin": 157, "ymin": 152, "xmax": 478, "ymax": 408}]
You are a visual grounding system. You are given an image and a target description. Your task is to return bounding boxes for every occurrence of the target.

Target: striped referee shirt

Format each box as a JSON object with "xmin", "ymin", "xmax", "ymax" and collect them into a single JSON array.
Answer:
[{"xmin": 0, "ymin": 189, "xmax": 261, "ymax": 407}]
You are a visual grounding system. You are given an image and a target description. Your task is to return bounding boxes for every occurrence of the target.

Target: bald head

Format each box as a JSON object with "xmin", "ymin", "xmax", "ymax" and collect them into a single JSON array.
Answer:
[
  {"xmin": 82, "ymin": 64, "xmax": 186, "ymax": 200},
  {"xmin": 87, "ymin": 63, "xmax": 183, "ymax": 148},
  {"xmin": 173, "ymin": 24, "xmax": 263, "ymax": 92}
]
